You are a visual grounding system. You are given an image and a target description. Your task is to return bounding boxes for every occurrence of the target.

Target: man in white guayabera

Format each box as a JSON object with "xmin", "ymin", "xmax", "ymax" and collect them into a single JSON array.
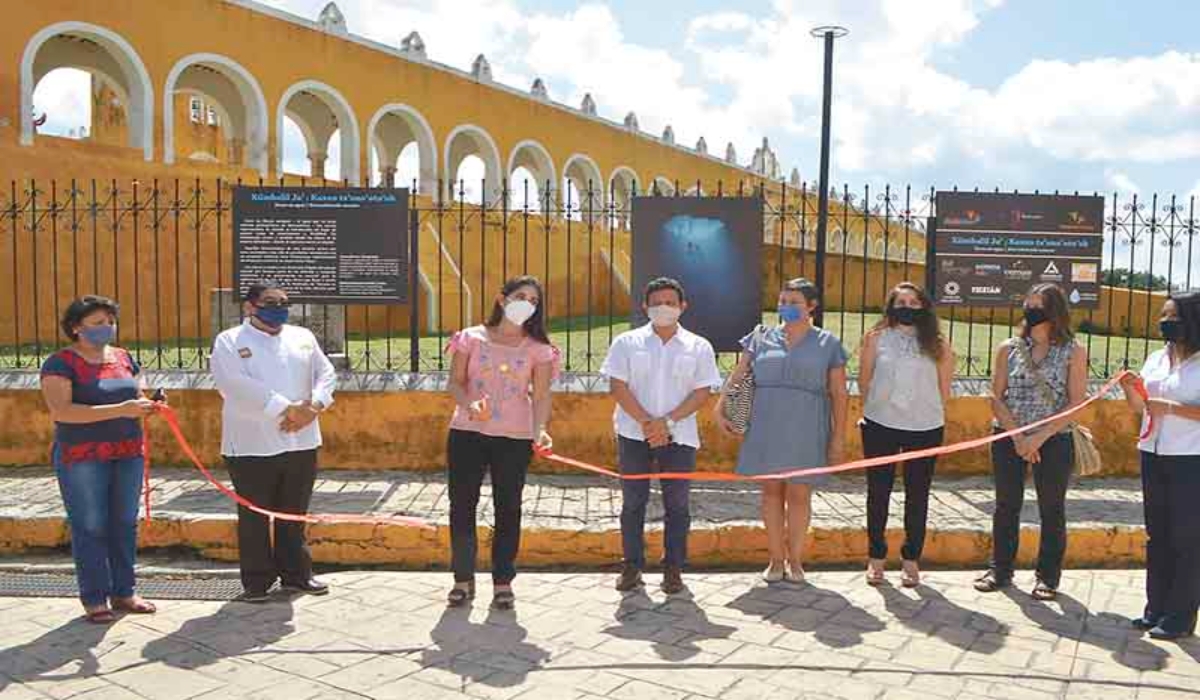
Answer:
[
  {"xmin": 211, "ymin": 281, "xmax": 337, "ymax": 603},
  {"xmin": 600, "ymin": 277, "xmax": 722, "ymax": 596}
]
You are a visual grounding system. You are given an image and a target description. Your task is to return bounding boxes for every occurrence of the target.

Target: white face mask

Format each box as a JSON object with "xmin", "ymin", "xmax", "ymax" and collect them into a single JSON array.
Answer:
[
  {"xmin": 647, "ymin": 305, "xmax": 682, "ymax": 327},
  {"xmin": 504, "ymin": 298, "xmax": 537, "ymax": 326}
]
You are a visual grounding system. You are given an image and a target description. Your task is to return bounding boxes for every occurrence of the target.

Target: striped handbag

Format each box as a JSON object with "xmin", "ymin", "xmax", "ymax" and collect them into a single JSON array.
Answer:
[{"xmin": 722, "ymin": 325, "xmax": 765, "ymax": 434}]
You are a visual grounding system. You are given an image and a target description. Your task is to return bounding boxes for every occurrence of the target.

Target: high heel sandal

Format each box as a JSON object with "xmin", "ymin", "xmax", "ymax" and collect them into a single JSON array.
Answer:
[
  {"xmin": 900, "ymin": 560, "xmax": 920, "ymax": 588},
  {"xmin": 783, "ymin": 562, "xmax": 806, "ymax": 584},
  {"xmin": 446, "ymin": 582, "xmax": 475, "ymax": 608},
  {"xmin": 865, "ymin": 559, "xmax": 886, "ymax": 586},
  {"xmin": 762, "ymin": 562, "xmax": 786, "ymax": 584}
]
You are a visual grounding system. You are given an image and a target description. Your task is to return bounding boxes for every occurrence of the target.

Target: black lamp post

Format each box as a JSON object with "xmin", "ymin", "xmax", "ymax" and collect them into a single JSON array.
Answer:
[{"xmin": 810, "ymin": 25, "xmax": 847, "ymax": 327}]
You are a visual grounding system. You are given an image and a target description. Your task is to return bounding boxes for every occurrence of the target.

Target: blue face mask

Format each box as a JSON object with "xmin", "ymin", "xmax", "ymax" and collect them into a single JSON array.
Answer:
[
  {"xmin": 778, "ymin": 304, "xmax": 807, "ymax": 324},
  {"xmin": 79, "ymin": 324, "xmax": 115, "ymax": 347},
  {"xmin": 255, "ymin": 305, "xmax": 289, "ymax": 328}
]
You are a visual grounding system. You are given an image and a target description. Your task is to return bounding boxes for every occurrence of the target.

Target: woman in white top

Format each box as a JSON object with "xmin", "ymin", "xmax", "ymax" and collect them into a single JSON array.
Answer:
[
  {"xmin": 1119, "ymin": 290, "xmax": 1200, "ymax": 640},
  {"xmin": 858, "ymin": 282, "xmax": 954, "ymax": 587}
]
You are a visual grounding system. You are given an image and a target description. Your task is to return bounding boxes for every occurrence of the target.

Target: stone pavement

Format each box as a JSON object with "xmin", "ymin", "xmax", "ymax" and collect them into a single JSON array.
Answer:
[
  {"xmin": 0, "ymin": 467, "xmax": 1148, "ymax": 568},
  {"xmin": 0, "ymin": 570, "xmax": 1197, "ymax": 699}
]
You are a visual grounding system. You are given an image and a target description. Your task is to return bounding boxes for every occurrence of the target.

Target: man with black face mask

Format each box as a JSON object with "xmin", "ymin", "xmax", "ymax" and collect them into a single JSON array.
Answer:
[{"xmin": 211, "ymin": 281, "xmax": 337, "ymax": 603}]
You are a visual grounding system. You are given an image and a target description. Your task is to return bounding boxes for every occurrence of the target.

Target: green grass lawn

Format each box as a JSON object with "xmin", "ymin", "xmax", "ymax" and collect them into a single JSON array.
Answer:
[{"xmin": 0, "ymin": 312, "xmax": 1157, "ymax": 379}]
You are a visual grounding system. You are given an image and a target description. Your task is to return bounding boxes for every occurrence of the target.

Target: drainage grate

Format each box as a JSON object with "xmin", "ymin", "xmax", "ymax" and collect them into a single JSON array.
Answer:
[{"xmin": 0, "ymin": 573, "xmax": 254, "ymax": 601}]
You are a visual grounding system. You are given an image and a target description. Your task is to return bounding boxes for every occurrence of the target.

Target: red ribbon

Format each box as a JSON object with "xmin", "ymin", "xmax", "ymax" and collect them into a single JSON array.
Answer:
[
  {"xmin": 1132, "ymin": 376, "xmax": 1154, "ymax": 440},
  {"xmin": 143, "ymin": 405, "xmax": 433, "ymax": 530},
  {"xmin": 535, "ymin": 371, "xmax": 1131, "ymax": 481}
]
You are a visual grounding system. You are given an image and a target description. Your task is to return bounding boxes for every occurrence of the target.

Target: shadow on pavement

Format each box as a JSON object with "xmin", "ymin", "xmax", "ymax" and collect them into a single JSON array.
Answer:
[
  {"xmin": 1002, "ymin": 587, "xmax": 1170, "ymax": 671},
  {"xmin": 421, "ymin": 603, "xmax": 551, "ymax": 688},
  {"xmin": 0, "ymin": 616, "xmax": 113, "ymax": 691},
  {"xmin": 603, "ymin": 588, "xmax": 738, "ymax": 661},
  {"xmin": 727, "ymin": 580, "xmax": 885, "ymax": 648},
  {"xmin": 877, "ymin": 582, "xmax": 1008, "ymax": 654}
]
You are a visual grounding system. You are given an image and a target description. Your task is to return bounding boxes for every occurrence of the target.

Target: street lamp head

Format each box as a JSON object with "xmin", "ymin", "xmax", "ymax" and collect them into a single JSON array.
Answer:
[{"xmin": 810, "ymin": 25, "xmax": 849, "ymax": 39}]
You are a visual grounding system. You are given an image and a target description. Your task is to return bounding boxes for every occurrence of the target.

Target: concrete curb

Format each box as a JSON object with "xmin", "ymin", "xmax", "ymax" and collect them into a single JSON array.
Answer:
[{"xmin": 0, "ymin": 514, "xmax": 1147, "ymax": 569}]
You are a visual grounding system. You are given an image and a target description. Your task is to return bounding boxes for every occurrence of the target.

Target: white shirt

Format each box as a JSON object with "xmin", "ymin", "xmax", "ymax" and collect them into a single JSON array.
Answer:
[
  {"xmin": 599, "ymin": 323, "xmax": 722, "ymax": 449},
  {"xmin": 211, "ymin": 320, "xmax": 337, "ymax": 457},
  {"xmin": 863, "ymin": 328, "xmax": 944, "ymax": 431},
  {"xmin": 1138, "ymin": 347, "xmax": 1200, "ymax": 456}
]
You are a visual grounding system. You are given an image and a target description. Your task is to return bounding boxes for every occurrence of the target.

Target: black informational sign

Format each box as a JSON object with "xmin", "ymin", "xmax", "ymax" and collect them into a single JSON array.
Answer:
[
  {"xmin": 631, "ymin": 197, "xmax": 763, "ymax": 352},
  {"xmin": 233, "ymin": 187, "xmax": 409, "ymax": 304},
  {"xmin": 933, "ymin": 192, "xmax": 1104, "ymax": 308}
]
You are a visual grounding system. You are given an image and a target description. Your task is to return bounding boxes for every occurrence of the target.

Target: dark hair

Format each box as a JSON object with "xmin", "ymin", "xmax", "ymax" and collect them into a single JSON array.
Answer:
[
  {"xmin": 244, "ymin": 281, "xmax": 285, "ymax": 303},
  {"xmin": 643, "ymin": 277, "xmax": 686, "ymax": 304},
  {"xmin": 1168, "ymin": 289, "xmax": 1200, "ymax": 357},
  {"xmin": 485, "ymin": 275, "xmax": 551, "ymax": 345},
  {"xmin": 781, "ymin": 277, "xmax": 820, "ymax": 306},
  {"xmin": 1021, "ymin": 283, "xmax": 1074, "ymax": 345},
  {"xmin": 61, "ymin": 295, "xmax": 119, "ymax": 341},
  {"xmin": 872, "ymin": 282, "xmax": 944, "ymax": 359}
]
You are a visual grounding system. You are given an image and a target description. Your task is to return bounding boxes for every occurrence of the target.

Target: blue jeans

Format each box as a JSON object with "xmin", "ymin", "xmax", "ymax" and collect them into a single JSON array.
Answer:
[
  {"xmin": 54, "ymin": 449, "xmax": 144, "ymax": 606},
  {"xmin": 618, "ymin": 436, "xmax": 696, "ymax": 569}
]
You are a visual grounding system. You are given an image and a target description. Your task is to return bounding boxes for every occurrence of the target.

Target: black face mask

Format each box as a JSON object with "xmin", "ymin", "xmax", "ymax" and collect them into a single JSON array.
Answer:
[
  {"xmin": 1024, "ymin": 307, "xmax": 1049, "ymax": 328},
  {"xmin": 889, "ymin": 306, "xmax": 924, "ymax": 326},
  {"xmin": 1160, "ymin": 319, "xmax": 1183, "ymax": 342}
]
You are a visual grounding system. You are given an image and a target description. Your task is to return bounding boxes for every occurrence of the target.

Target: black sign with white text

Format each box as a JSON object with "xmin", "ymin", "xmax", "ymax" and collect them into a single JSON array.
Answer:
[
  {"xmin": 233, "ymin": 187, "xmax": 409, "ymax": 304},
  {"xmin": 933, "ymin": 192, "xmax": 1104, "ymax": 308}
]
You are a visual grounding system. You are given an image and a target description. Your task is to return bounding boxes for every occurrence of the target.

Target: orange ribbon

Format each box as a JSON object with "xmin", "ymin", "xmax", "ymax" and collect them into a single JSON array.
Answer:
[
  {"xmin": 1131, "ymin": 376, "xmax": 1154, "ymax": 441},
  {"xmin": 535, "ymin": 371, "xmax": 1131, "ymax": 481},
  {"xmin": 145, "ymin": 405, "xmax": 433, "ymax": 529}
]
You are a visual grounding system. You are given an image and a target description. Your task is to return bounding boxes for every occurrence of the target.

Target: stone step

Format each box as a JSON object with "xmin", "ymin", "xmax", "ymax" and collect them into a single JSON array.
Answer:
[{"xmin": 0, "ymin": 467, "xmax": 1146, "ymax": 569}]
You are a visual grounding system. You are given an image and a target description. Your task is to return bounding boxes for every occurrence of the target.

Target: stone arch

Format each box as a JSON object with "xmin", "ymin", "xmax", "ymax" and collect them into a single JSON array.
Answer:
[
  {"xmin": 164, "ymin": 53, "xmax": 269, "ymax": 175},
  {"xmin": 443, "ymin": 124, "xmax": 502, "ymax": 201},
  {"xmin": 829, "ymin": 227, "xmax": 845, "ymax": 251},
  {"xmin": 651, "ymin": 176, "xmax": 676, "ymax": 197},
  {"xmin": 887, "ymin": 240, "xmax": 906, "ymax": 260},
  {"xmin": 21, "ymin": 21, "xmax": 155, "ymax": 160},
  {"xmin": 366, "ymin": 103, "xmax": 437, "ymax": 194},
  {"xmin": 608, "ymin": 166, "xmax": 639, "ymax": 208},
  {"xmin": 871, "ymin": 237, "xmax": 886, "ymax": 258},
  {"xmin": 506, "ymin": 139, "xmax": 556, "ymax": 202},
  {"xmin": 277, "ymin": 79, "xmax": 361, "ymax": 183},
  {"xmin": 562, "ymin": 154, "xmax": 604, "ymax": 213}
]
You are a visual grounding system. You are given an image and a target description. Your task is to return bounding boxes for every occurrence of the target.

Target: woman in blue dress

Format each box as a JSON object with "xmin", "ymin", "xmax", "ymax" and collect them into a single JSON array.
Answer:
[{"xmin": 716, "ymin": 278, "xmax": 849, "ymax": 583}]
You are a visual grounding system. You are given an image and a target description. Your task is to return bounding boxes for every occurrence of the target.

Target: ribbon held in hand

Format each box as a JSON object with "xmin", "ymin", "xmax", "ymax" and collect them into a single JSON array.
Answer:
[
  {"xmin": 146, "ymin": 404, "xmax": 433, "ymax": 530},
  {"xmin": 535, "ymin": 371, "xmax": 1131, "ymax": 482}
]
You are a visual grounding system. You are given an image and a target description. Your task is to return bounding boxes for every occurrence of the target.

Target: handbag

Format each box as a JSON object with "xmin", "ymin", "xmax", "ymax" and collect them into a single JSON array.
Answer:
[
  {"xmin": 1013, "ymin": 339, "xmax": 1102, "ymax": 476},
  {"xmin": 722, "ymin": 325, "xmax": 765, "ymax": 434}
]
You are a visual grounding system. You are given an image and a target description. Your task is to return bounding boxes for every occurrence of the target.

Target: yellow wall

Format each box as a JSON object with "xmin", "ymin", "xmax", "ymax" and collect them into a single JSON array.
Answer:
[{"xmin": 0, "ymin": 388, "xmax": 1145, "ymax": 477}]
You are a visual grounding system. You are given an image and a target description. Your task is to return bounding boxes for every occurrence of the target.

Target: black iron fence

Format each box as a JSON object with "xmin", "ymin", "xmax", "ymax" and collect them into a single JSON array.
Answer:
[{"xmin": 1, "ymin": 177, "xmax": 1194, "ymax": 379}]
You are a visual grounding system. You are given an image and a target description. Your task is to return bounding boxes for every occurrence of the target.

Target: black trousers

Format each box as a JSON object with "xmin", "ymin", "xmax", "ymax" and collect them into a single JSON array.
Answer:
[
  {"xmin": 990, "ymin": 432, "xmax": 1073, "ymax": 587},
  {"xmin": 860, "ymin": 418, "xmax": 944, "ymax": 562},
  {"xmin": 447, "ymin": 429, "xmax": 532, "ymax": 585},
  {"xmin": 1141, "ymin": 451, "xmax": 1200, "ymax": 634},
  {"xmin": 225, "ymin": 449, "xmax": 318, "ymax": 593}
]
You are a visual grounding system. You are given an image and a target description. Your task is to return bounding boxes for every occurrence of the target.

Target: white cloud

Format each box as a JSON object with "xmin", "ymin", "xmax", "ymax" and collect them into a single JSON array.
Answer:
[{"xmin": 1104, "ymin": 169, "xmax": 1140, "ymax": 195}]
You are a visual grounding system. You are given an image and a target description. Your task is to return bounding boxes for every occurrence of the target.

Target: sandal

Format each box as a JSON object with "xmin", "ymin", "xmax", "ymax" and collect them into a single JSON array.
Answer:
[
  {"xmin": 491, "ymin": 588, "xmax": 515, "ymax": 610},
  {"xmin": 1031, "ymin": 580, "xmax": 1057, "ymax": 601},
  {"xmin": 865, "ymin": 559, "xmax": 886, "ymax": 586},
  {"xmin": 446, "ymin": 583, "xmax": 475, "ymax": 608},
  {"xmin": 84, "ymin": 608, "xmax": 117, "ymax": 624},
  {"xmin": 784, "ymin": 562, "xmax": 806, "ymax": 584},
  {"xmin": 973, "ymin": 570, "xmax": 1010, "ymax": 593},
  {"xmin": 900, "ymin": 560, "xmax": 920, "ymax": 588},
  {"xmin": 112, "ymin": 597, "xmax": 157, "ymax": 614}
]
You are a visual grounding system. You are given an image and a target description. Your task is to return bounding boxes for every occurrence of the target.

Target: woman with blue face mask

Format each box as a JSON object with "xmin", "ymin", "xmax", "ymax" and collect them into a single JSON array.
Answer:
[
  {"xmin": 716, "ymin": 278, "xmax": 849, "ymax": 583},
  {"xmin": 39, "ymin": 296, "xmax": 160, "ymax": 623}
]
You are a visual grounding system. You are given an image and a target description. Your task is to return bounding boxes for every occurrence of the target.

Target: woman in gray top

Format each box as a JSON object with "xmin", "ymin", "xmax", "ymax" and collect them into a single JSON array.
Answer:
[
  {"xmin": 716, "ymin": 278, "xmax": 849, "ymax": 584},
  {"xmin": 859, "ymin": 283, "xmax": 954, "ymax": 588},
  {"xmin": 975, "ymin": 283, "xmax": 1088, "ymax": 600}
]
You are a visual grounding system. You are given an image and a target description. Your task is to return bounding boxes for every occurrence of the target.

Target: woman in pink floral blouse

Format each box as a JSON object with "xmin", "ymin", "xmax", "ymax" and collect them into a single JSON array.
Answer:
[{"xmin": 445, "ymin": 275, "xmax": 558, "ymax": 610}]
